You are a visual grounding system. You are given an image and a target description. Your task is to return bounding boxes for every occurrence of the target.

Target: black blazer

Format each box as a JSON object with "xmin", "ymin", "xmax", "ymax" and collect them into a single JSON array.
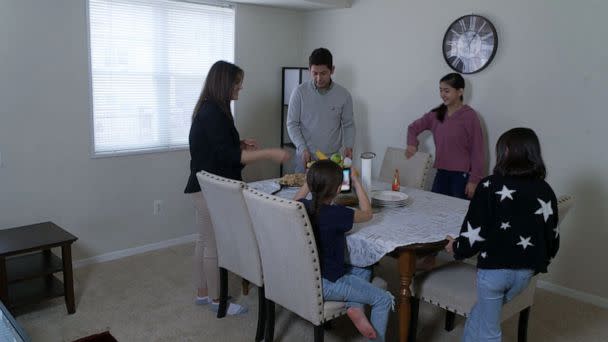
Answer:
[{"xmin": 184, "ymin": 101, "xmax": 243, "ymax": 193}]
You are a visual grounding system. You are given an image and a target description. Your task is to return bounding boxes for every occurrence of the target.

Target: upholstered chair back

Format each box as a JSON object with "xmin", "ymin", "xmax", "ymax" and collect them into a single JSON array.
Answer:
[
  {"xmin": 243, "ymin": 188, "xmax": 346, "ymax": 326},
  {"xmin": 196, "ymin": 171, "xmax": 262, "ymax": 287},
  {"xmin": 379, "ymin": 146, "xmax": 433, "ymax": 189}
]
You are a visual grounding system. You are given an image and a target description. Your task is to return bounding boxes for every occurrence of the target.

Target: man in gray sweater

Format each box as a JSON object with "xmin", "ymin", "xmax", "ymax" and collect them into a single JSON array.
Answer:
[{"xmin": 287, "ymin": 48, "xmax": 355, "ymax": 172}]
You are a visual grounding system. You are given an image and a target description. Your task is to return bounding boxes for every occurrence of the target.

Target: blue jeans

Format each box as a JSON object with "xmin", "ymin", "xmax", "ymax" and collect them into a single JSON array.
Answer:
[
  {"xmin": 432, "ymin": 169, "xmax": 469, "ymax": 199},
  {"xmin": 463, "ymin": 269, "xmax": 534, "ymax": 342},
  {"xmin": 322, "ymin": 266, "xmax": 394, "ymax": 342}
]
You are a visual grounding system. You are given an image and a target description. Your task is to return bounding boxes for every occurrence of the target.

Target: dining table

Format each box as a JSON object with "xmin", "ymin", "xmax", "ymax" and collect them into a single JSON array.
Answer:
[{"xmin": 249, "ymin": 178, "xmax": 469, "ymax": 342}]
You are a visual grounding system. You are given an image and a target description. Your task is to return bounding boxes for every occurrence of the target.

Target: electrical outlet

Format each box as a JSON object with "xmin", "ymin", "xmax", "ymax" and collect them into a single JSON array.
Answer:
[{"xmin": 154, "ymin": 200, "xmax": 163, "ymax": 215}]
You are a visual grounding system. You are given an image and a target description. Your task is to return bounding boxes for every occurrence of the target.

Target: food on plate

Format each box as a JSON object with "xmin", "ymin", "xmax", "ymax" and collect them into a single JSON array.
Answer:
[{"xmin": 278, "ymin": 173, "xmax": 306, "ymax": 187}]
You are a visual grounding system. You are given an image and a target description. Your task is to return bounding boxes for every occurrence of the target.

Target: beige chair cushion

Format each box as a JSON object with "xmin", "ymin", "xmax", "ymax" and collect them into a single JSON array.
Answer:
[
  {"xmin": 378, "ymin": 147, "xmax": 433, "ymax": 189},
  {"xmin": 413, "ymin": 195, "xmax": 574, "ymax": 320},
  {"xmin": 196, "ymin": 171, "xmax": 263, "ymax": 287},
  {"xmin": 412, "ymin": 262, "xmax": 537, "ymax": 320}
]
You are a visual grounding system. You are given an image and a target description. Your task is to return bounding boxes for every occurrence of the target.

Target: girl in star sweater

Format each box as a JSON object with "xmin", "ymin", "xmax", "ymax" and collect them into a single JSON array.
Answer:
[{"xmin": 445, "ymin": 127, "xmax": 559, "ymax": 342}]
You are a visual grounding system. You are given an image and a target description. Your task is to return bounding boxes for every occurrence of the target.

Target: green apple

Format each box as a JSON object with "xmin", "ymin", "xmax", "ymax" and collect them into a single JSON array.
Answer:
[{"xmin": 330, "ymin": 153, "xmax": 342, "ymax": 165}]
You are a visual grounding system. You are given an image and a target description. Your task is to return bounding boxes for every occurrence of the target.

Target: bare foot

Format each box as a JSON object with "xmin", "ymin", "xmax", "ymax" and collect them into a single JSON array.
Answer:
[{"xmin": 347, "ymin": 307, "xmax": 376, "ymax": 339}]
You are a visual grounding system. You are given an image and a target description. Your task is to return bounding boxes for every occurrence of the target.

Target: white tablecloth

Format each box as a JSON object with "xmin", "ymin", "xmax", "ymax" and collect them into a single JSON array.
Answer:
[{"xmin": 248, "ymin": 179, "xmax": 469, "ymax": 267}]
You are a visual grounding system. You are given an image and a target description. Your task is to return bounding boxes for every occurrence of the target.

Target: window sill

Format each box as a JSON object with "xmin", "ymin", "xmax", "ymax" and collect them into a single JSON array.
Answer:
[{"xmin": 91, "ymin": 145, "xmax": 188, "ymax": 159}]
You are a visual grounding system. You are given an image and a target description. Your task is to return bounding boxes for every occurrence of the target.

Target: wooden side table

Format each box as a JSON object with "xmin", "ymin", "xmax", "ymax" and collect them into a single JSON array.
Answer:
[{"xmin": 0, "ymin": 222, "xmax": 78, "ymax": 314}]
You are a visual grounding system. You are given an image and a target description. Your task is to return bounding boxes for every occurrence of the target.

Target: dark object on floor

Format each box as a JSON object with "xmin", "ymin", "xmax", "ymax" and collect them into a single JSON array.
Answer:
[{"xmin": 72, "ymin": 331, "xmax": 117, "ymax": 342}]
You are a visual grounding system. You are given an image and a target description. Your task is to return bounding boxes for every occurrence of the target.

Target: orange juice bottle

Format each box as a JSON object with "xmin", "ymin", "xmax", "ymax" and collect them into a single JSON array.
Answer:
[{"xmin": 392, "ymin": 169, "xmax": 400, "ymax": 191}]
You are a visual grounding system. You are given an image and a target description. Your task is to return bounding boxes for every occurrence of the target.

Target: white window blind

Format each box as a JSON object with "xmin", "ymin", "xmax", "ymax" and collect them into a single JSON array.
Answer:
[{"xmin": 88, "ymin": 0, "xmax": 235, "ymax": 156}]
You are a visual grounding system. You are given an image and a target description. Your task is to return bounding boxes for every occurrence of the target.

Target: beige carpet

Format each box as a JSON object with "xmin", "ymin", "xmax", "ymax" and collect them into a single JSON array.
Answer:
[{"xmin": 15, "ymin": 243, "xmax": 608, "ymax": 341}]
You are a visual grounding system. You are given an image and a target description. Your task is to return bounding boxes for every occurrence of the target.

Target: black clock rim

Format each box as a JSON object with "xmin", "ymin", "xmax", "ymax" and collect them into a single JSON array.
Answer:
[{"xmin": 442, "ymin": 14, "xmax": 498, "ymax": 75}]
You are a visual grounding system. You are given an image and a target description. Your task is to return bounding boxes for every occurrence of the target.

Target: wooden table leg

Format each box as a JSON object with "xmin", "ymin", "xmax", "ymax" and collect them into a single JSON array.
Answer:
[
  {"xmin": 61, "ymin": 244, "xmax": 76, "ymax": 314},
  {"xmin": 397, "ymin": 249, "xmax": 416, "ymax": 342},
  {"xmin": 0, "ymin": 257, "xmax": 8, "ymax": 304}
]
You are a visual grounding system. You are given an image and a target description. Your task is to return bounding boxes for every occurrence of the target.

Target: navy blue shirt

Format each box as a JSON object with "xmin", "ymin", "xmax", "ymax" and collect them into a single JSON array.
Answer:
[{"xmin": 300, "ymin": 199, "xmax": 355, "ymax": 282}]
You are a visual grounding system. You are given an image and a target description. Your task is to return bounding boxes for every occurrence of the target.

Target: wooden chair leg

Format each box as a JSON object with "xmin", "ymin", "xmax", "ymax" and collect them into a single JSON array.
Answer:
[
  {"xmin": 445, "ymin": 310, "xmax": 456, "ymax": 331},
  {"xmin": 242, "ymin": 278, "xmax": 250, "ymax": 296},
  {"xmin": 255, "ymin": 287, "xmax": 266, "ymax": 342},
  {"xmin": 408, "ymin": 297, "xmax": 420, "ymax": 342},
  {"xmin": 314, "ymin": 324, "xmax": 324, "ymax": 342},
  {"xmin": 518, "ymin": 307, "xmax": 531, "ymax": 342},
  {"xmin": 217, "ymin": 267, "xmax": 228, "ymax": 318},
  {"xmin": 265, "ymin": 300, "xmax": 275, "ymax": 342}
]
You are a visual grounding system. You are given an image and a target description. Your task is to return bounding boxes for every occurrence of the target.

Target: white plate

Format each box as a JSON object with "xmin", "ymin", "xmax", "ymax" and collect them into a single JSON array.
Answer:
[{"xmin": 371, "ymin": 190, "xmax": 409, "ymax": 202}]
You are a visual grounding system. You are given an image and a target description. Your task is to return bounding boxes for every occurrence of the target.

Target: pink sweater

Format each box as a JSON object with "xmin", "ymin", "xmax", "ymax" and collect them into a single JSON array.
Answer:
[{"xmin": 407, "ymin": 105, "xmax": 485, "ymax": 183}]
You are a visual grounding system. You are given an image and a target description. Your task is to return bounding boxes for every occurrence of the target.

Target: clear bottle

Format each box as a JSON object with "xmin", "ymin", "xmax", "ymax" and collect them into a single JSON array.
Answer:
[{"xmin": 392, "ymin": 169, "xmax": 400, "ymax": 191}]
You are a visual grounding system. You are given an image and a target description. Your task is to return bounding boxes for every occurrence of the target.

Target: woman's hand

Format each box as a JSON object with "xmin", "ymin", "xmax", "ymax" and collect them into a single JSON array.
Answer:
[
  {"xmin": 240, "ymin": 139, "xmax": 259, "ymax": 151},
  {"xmin": 405, "ymin": 145, "xmax": 417, "ymax": 159},
  {"xmin": 445, "ymin": 235, "xmax": 455, "ymax": 254},
  {"xmin": 465, "ymin": 181, "xmax": 477, "ymax": 199}
]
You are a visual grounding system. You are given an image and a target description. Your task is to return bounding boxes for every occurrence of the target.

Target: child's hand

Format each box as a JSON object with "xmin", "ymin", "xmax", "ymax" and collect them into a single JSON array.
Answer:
[{"xmin": 444, "ymin": 235, "xmax": 455, "ymax": 254}]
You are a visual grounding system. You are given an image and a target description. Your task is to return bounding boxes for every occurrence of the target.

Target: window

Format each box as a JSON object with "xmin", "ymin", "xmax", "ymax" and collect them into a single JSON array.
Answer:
[{"xmin": 88, "ymin": 0, "xmax": 235, "ymax": 156}]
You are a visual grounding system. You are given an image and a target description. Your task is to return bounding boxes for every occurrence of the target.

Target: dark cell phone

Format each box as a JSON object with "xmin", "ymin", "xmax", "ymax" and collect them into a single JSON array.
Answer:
[{"xmin": 341, "ymin": 168, "xmax": 351, "ymax": 193}]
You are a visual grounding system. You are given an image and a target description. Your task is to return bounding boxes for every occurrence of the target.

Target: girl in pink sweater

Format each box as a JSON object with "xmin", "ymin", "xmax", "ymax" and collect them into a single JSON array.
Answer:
[{"xmin": 406, "ymin": 73, "xmax": 485, "ymax": 199}]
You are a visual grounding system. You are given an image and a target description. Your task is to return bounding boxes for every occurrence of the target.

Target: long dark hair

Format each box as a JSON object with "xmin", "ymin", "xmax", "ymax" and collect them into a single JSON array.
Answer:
[
  {"xmin": 493, "ymin": 127, "xmax": 547, "ymax": 179},
  {"xmin": 192, "ymin": 61, "xmax": 244, "ymax": 120},
  {"xmin": 431, "ymin": 73, "xmax": 465, "ymax": 122},
  {"xmin": 306, "ymin": 160, "xmax": 343, "ymax": 225}
]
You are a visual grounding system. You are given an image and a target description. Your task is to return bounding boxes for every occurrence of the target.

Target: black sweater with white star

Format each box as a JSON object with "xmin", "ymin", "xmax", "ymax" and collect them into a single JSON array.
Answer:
[{"xmin": 453, "ymin": 174, "xmax": 559, "ymax": 274}]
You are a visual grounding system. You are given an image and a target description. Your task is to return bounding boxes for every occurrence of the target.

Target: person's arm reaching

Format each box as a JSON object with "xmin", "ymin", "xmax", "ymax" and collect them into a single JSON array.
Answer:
[
  {"xmin": 241, "ymin": 148, "xmax": 290, "ymax": 165},
  {"xmin": 352, "ymin": 168, "xmax": 372, "ymax": 223},
  {"xmin": 405, "ymin": 112, "xmax": 434, "ymax": 159}
]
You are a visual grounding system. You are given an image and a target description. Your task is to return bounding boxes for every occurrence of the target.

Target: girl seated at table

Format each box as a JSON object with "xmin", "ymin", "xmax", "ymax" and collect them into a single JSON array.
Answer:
[
  {"xmin": 445, "ymin": 127, "xmax": 559, "ymax": 341},
  {"xmin": 294, "ymin": 160, "xmax": 394, "ymax": 342}
]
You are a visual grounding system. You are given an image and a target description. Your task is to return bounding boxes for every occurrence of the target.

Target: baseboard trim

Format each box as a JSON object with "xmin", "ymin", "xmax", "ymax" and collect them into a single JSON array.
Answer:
[
  {"xmin": 71, "ymin": 235, "xmax": 608, "ymax": 310},
  {"xmin": 73, "ymin": 234, "xmax": 197, "ymax": 269},
  {"xmin": 537, "ymin": 280, "xmax": 608, "ymax": 310}
]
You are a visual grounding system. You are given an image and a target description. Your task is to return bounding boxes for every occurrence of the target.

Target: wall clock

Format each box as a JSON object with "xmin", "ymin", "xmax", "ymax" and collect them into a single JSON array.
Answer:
[{"xmin": 442, "ymin": 14, "xmax": 498, "ymax": 74}]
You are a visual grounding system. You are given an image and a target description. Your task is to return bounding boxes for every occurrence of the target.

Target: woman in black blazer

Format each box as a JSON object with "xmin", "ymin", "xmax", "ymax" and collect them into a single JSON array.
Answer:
[{"xmin": 185, "ymin": 61, "xmax": 289, "ymax": 315}]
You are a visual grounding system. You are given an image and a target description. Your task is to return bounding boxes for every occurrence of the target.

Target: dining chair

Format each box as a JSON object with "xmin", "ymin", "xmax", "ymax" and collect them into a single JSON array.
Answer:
[
  {"xmin": 196, "ymin": 171, "xmax": 265, "ymax": 341},
  {"xmin": 378, "ymin": 146, "xmax": 433, "ymax": 189},
  {"xmin": 244, "ymin": 188, "xmax": 388, "ymax": 341},
  {"xmin": 408, "ymin": 195, "xmax": 575, "ymax": 342},
  {"xmin": 242, "ymin": 187, "xmax": 346, "ymax": 342}
]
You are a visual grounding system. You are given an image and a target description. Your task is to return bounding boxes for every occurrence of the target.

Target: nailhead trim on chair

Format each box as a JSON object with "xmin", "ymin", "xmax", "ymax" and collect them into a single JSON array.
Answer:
[{"xmin": 246, "ymin": 186, "xmax": 347, "ymax": 323}]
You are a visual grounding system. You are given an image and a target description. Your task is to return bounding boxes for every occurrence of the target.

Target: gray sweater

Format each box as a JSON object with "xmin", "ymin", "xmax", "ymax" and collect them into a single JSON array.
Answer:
[{"xmin": 286, "ymin": 80, "xmax": 355, "ymax": 156}]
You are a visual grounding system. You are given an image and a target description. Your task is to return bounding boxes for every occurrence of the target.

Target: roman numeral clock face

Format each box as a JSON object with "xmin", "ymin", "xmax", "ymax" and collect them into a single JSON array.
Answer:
[{"xmin": 443, "ymin": 15, "xmax": 498, "ymax": 74}]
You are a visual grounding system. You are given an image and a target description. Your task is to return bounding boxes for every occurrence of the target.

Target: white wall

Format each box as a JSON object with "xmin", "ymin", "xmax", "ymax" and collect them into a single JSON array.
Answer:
[
  {"xmin": 235, "ymin": 4, "xmax": 303, "ymax": 181},
  {"xmin": 0, "ymin": 1, "xmax": 302, "ymax": 260},
  {"xmin": 300, "ymin": 0, "xmax": 608, "ymax": 299}
]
